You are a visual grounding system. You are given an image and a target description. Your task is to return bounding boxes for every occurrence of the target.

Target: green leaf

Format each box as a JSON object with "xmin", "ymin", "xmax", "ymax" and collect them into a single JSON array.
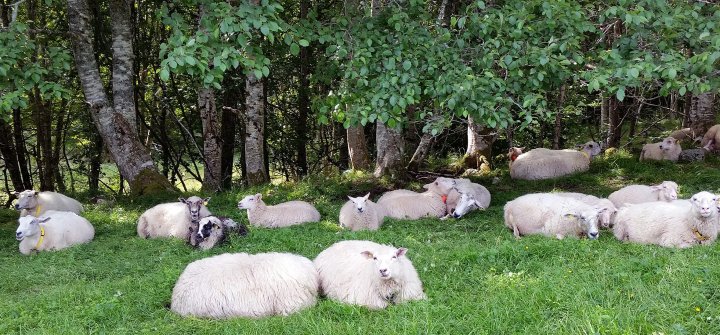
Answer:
[
  {"xmin": 628, "ymin": 68, "xmax": 639, "ymax": 78},
  {"xmin": 260, "ymin": 26, "xmax": 270, "ymax": 35},
  {"xmin": 262, "ymin": 66, "xmax": 270, "ymax": 77},
  {"xmin": 616, "ymin": 86, "xmax": 625, "ymax": 101},
  {"xmin": 402, "ymin": 60, "xmax": 411, "ymax": 70},
  {"xmin": 185, "ymin": 56, "xmax": 196, "ymax": 66},
  {"xmin": 290, "ymin": 43, "xmax": 300, "ymax": 56},
  {"xmin": 298, "ymin": 39, "xmax": 310, "ymax": 47},
  {"xmin": 679, "ymin": 86, "xmax": 687, "ymax": 96},
  {"xmin": 668, "ymin": 68, "xmax": 677, "ymax": 79},
  {"xmin": 159, "ymin": 69, "xmax": 170, "ymax": 81}
]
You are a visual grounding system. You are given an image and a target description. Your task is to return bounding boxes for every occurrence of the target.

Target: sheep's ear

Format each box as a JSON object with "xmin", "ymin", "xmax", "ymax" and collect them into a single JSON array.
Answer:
[
  {"xmin": 33, "ymin": 191, "xmax": 39, "ymax": 195},
  {"xmin": 363, "ymin": 193, "xmax": 371, "ymax": 201},
  {"xmin": 36, "ymin": 217, "xmax": 51, "ymax": 223},
  {"xmin": 347, "ymin": 195, "xmax": 355, "ymax": 201},
  {"xmin": 178, "ymin": 197, "xmax": 187, "ymax": 203},
  {"xmin": 564, "ymin": 213, "xmax": 580, "ymax": 221},
  {"xmin": 395, "ymin": 248, "xmax": 407, "ymax": 257},
  {"xmin": 650, "ymin": 185, "xmax": 662, "ymax": 191},
  {"xmin": 255, "ymin": 193, "xmax": 262, "ymax": 200},
  {"xmin": 474, "ymin": 199, "xmax": 485, "ymax": 209},
  {"xmin": 519, "ymin": 147, "xmax": 525, "ymax": 151},
  {"xmin": 361, "ymin": 251, "xmax": 374, "ymax": 259},
  {"xmin": 422, "ymin": 183, "xmax": 431, "ymax": 190},
  {"xmin": 203, "ymin": 197, "xmax": 211, "ymax": 205},
  {"xmin": 12, "ymin": 191, "xmax": 19, "ymax": 196}
]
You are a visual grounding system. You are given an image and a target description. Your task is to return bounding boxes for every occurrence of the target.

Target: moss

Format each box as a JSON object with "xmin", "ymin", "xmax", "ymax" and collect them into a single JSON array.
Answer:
[{"xmin": 129, "ymin": 168, "xmax": 178, "ymax": 197}]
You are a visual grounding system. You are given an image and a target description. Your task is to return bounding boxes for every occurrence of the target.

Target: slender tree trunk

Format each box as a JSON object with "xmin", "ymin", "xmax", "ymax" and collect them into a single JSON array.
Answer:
[
  {"xmin": 464, "ymin": 116, "xmax": 496, "ymax": 169},
  {"xmin": 0, "ymin": 117, "xmax": 25, "ymax": 191},
  {"xmin": 13, "ymin": 110, "xmax": 32, "ymax": 189},
  {"xmin": 669, "ymin": 91, "xmax": 679, "ymax": 120},
  {"xmin": 32, "ymin": 90, "xmax": 55, "ymax": 191},
  {"xmin": 347, "ymin": 125, "xmax": 371, "ymax": 170},
  {"xmin": 88, "ymin": 131, "xmax": 103, "ymax": 195},
  {"xmin": 600, "ymin": 97, "xmax": 609, "ymax": 138},
  {"xmin": 553, "ymin": 85, "xmax": 565, "ymax": 149},
  {"xmin": 295, "ymin": 0, "xmax": 311, "ymax": 178},
  {"xmin": 374, "ymin": 120, "xmax": 405, "ymax": 178},
  {"xmin": 682, "ymin": 92, "xmax": 692, "ymax": 128},
  {"xmin": 689, "ymin": 92, "xmax": 716, "ymax": 136},
  {"xmin": 407, "ymin": 133, "xmax": 433, "ymax": 172},
  {"xmin": 244, "ymin": 73, "xmax": 269, "ymax": 185},
  {"xmin": 53, "ymin": 106, "xmax": 68, "ymax": 193},
  {"xmin": 607, "ymin": 97, "xmax": 621, "ymax": 148},
  {"xmin": 628, "ymin": 97, "xmax": 644, "ymax": 138},
  {"xmin": 220, "ymin": 106, "xmax": 237, "ymax": 189},
  {"xmin": 199, "ymin": 88, "xmax": 222, "ymax": 192},
  {"xmin": 68, "ymin": 0, "xmax": 174, "ymax": 195}
]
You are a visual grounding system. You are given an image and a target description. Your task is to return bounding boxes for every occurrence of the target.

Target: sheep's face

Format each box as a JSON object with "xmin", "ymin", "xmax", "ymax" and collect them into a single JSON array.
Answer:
[
  {"xmin": 15, "ymin": 216, "xmax": 49, "ymax": 241},
  {"xmin": 348, "ymin": 193, "xmax": 371, "ymax": 213},
  {"xmin": 652, "ymin": 181, "xmax": 678, "ymax": 201},
  {"xmin": 14, "ymin": 190, "xmax": 39, "ymax": 210},
  {"xmin": 362, "ymin": 247, "xmax": 407, "ymax": 280},
  {"xmin": 508, "ymin": 147, "xmax": 524, "ymax": 162},
  {"xmin": 597, "ymin": 201, "xmax": 618, "ymax": 228},
  {"xmin": 580, "ymin": 141, "xmax": 602, "ymax": 158},
  {"xmin": 564, "ymin": 207, "xmax": 606, "ymax": 239},
  {"xmin": 423, "ymin": 177, "xmax": 456, "ymax": 195},
  {"xmin": 452, "ymin": 193, "xmax": 484, "ymax": 218},
  {"xmin": 180, "ymin": 196, "xmax": 210, "ymax": 221},
  {"xmin": 237, "ymin": 194, "xmax": 262, "ymax": 210},
  {"xmin": 196, "ymin": 216, "xmax": 222, "ymax": 240},
  {"xmin": 690, "ymin": 192, "xmax": 718, "ymax": 218},
  {"xmin": 659, "ymin": 137, "xmax": 679, "ymax": 152}
]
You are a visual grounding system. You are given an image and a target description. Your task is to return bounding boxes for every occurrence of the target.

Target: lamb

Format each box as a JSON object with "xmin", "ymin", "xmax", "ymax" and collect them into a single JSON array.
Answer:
[
  {"xmin": 503, "ymin": 193, "xmax": 609, "ymax": 240},
  {"xmin": 13, "ymin": 190, "xmax": 83, "ymax": 217},
  {"xmin": 15, "ymin": 210, "xmax": 95, "ymax": 255},
  {"xmin": 613, "ymin": 191, "xmax": 719, "ymax": 248},
  {"xmin": 237, "ymin": 194, "xmax": 320, "ymax": 228},
  {"xmin": 700, "ymin": 124, "xmax": 720, "ymax": 150},
  {"xmin": 607, "ymin": 181, "xmax": 678, "ymax": 208},
  {"xmin": 445, "ymin": 178, "xmax": 491, "ymax": 219},
  {"xmin": 508, "ymin": 141, "xmax": 602, "ymax": 180},
  {"xmin": 377, "ymin": 177, "xmax": 456, "ymax": 220},
  {"xmin": 553, "ymin": 192, "xmax": 618, "ymax": 228},
  {"xmin": 339, "ymin": 193, "xmax": 385, "ymax": 231},
  {"xmin": 639, "ymin": 137, "xmax": 681, "ymax": 162},
  {"xmin": 188, "ymin": 216, "xmax": 248, "ymax": 250},
  {"xmin": 313, "ymin": 240, "xmax": 426, "ymax": 310},
  {"xmin": 171, "ymin": 252, "xmax": 319, "ymax": 319},
  {"xmin": 137, "ymin": 196, "xmax": 211, "ymax": 240}
]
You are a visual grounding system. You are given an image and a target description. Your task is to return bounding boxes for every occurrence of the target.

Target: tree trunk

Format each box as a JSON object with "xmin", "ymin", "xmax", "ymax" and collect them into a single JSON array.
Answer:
[
  {"xmin": 682, "ymin": 92, "xmax": 692, "ymax": 128},
  {"xmin": 607, "ymin": 97, "xmax": 621, "ymax": 148},
  {"xmin": 669, "ymin": 91, "xmax": 679, "ymax": 120},
  {"xmin": 32, "ymin": 90, "xmax": 55, "ymax": 191},
  {"xmin": 600, "ymin": 97, "xmax": 609, "ymax": 137},
  {"xmin": 407, "ymin": 133, "xmax": 433, "ymax": 172},
  {"xmin": 88, "ymin": 130, "xmax": 103, "ymax": 195},
  {"xmin": 464, "ymin": 116, "xmax": 496, "ymax": 169},
  {"xmin": 689, "ymin": 92, "xmax": 716, "ymax": 136},
  {"xmin": 0, "ymin": 117, "xmax": 25, "ymax": 191},
  {"xmin": 199, "ymin": 88, "xmax": 222, "ymax": 192},
  {"xmin": 347, "ymin": 125, "xmax": 371, "ymax": 170},
  {"xmin": 220, "ymin": 106, "xmax": 237, "ymax": 189},
  {"xmin": 68, "ymin": 0, "xmax": 174, "ymax": 195},
  {"xmin": 295, "ymin": 0, "xmax": 311, "ymax": 178},
  {"xmin": 244, "ymin": 73, "xmax": 269, "ymax": 185},
  {"xmin": 374, "ymin": 121, "xmax": 405, "ymax": 178},
  {"xmin": 552, "ymin": 85, "xmax": 565, "ymax": 149},
  {"xmin": 53, "ymin": 106, "xmax": 68, "ymax": 193}
]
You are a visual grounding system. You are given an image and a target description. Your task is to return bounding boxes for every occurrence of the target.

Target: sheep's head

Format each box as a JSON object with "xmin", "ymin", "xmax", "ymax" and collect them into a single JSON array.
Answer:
[
  {"xmin": 659, "ymin": 137, "xmax": 678, "ymax": 151},
  {"xmin": 690, "ymin": 191, "xmax": 718, "ymax": 218},
  {"xmin": 508, "ymin": 147, "xmax": 524, "ymax": 162},
  {"xmin": 348, "ymin": 193, "xmax": 371, "ymax": 213},
  {"xmin": 423, "ymin": 177, "xmax": 456, "ymax": 195},
  {"xmin": 196, "ymin": 216, "xmax": 222, "ymax": 241},
  {"xmin": 179, "ymin": 196, "xmax": 210, "ymax": 221},
  {"xmin": 15, "ymin": 216, "xmax": 50, "ymax": 241},
  {"xmin": 237, "ymin": 193, "xmax": 262, "ymax": 210},
  {"xmin": 13, "ymin": 190, "xmax": 39, "ymax": 211},
  {"xmin": 452, "ymin": 193, "xmax": 484, "ymax": 219},
  {"xmin": 597, "ymin": 199, "xmax": 618, "ymax": 228},
  {"xmin": 361, "ymin": 247, "xmax": 408, "ymax": 280},
  {"xmin": 579, "ymin": 141, "xmax": 602, "ymax": 158},
  {"xmin": 651, "ymin": 181, "xmax": 678, "ymax": 201},
  {"xmin": 564, "ymin": 206, "xmax": 607, "ymax": 240}
]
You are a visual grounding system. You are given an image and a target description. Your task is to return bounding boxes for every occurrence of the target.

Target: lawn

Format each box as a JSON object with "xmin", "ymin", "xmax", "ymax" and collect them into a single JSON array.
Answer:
[{"xmin": 2, "ymin": 152, "xmax": 720, "ymax": 334}]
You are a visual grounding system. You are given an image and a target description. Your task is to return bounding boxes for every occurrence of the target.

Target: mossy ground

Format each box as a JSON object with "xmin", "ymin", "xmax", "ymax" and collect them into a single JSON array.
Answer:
[{"xmin": 2, "ymin": 151, "xmax": 720, "ymax": 334}]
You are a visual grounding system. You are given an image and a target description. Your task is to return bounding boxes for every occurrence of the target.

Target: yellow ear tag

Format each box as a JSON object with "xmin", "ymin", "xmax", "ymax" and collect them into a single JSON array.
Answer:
[{"xmin": 203, "ymin": 202, "xmax": 208, "ymax": 206}]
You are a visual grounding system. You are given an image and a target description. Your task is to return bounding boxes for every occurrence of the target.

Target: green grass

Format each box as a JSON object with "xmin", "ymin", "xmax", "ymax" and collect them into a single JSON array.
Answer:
[{"xmin": 2, "ymin": 152, "xmax": 720, "ymax": 334}]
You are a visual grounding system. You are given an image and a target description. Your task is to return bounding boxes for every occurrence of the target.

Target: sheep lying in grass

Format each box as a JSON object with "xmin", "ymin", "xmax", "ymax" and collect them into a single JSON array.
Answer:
[
  {"xmin": 13, "ymin": 190, "xmax": 83, "ymax": 217},
  {"xmin": 553, "ymin": 192, "xmax": 618, "ymax": 228},
  {"xmin": 608, "ymin": 181, "xmax": 678, "ymax": 208},
  {"xmin": 377, "ymin": 177, "xmax": 456, "ymax": 220},
  {"xmin": 508, "ymin": 141, "xmax": 602, "ymax": 180},
  {"xmin": 445, "ymin": 178, "xmax": 491, "ymax": 219},
  {"xmin": 171, "ymin": 252, "xmax": 319, "ymax": 319},
  {"xmin": 15, "ymin": 210, "xmax": 95, "ymax": 255},
  {"xmin": 314, "ymin": 240, "xmax": 426, "ymax": 310},
  {"xmin": 237, "ymin": 194, "xmax": 320, "ymax": 228},
  {"xmin": 613, "ymin": 192, "xmax": 719, "ymax": 248},
  {"xmin": 339, "ymin": 193, "xmax": 385, "ymax": 231},
  {"xmin": 503, "ymin": 193, "xmax": 609, "ymax": 240},
  {"xmin": 640, "ymin": 137, "xmax": 681, "ymax": 162},
  {"xmin": 137, "ymin": 196, "xmax": 211, "ymax": 239},
  {"xmin": 189, "ymin": 216, "xmax": 248, "ymax": 250},
  {"xmin": 700, "ymin": 124, "xmax": 720, "ymax": 151},
  {"xmin": 669, "ymin": 127, "xmax": 699, "ymax": 143}
]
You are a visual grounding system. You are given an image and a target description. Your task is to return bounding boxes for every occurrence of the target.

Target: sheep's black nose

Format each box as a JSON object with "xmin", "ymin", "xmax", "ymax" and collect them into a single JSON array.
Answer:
[
  {"xmin": 589, "ymin": 232, "xmax": 599, "ymax": 238},
  {"xmin": 379, "ymin": 269, "xmax": 387, "ymax": 275},
  {"xmin": 15, "ymin": 232, "xmax": 22, "ymax": 237},
  {"xmin": 14, "ymin": 204, "xmax": 19, "ymax": 210},
  {"xmin": 453, "ymin": 213, "xmax": 461, "ymax": 218}
]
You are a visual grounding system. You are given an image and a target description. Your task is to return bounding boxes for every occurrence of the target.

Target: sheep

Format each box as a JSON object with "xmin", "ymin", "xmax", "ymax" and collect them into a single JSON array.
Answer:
[
  {"xmin": 700, "ymin": 124, "xmax": 720, "ymax": 151},
  {"xmin": 313, "ymin": 240, "xmax": 426, "ymax": 310},
  {"xmin": 171, "ymin": 252, "xmax": 319, "ymax": 319},
  {"xmin": 503, "ymin": 193, "xmax": 609, "ymax": 240},
  {"xmin": 613, "ymin": 191, "xmax": 719, "ymax": 248},
  {"xmin": 339, "ymin": 193, "xmax": 385, "ymax": 231},
  {"xmin": 377, "ymin": 177, "xmax": 456, "ymax": 220},
  {"xmin": 508, "ymin": 141, "xmax": 602, "ymax": 180},
  {"xmin": 15, "ymin": 210, "xmax": 95, "ymax": 255},
  {"xmin": 237, "ymin": 194, "xmax": 320, "ymax": 228},
  {"xmin": 188, "ymin": 216, "xmax": 248, "ymax": 250},
  {"xmin": 445, "ymin": 178, "xmax": 491, "ymax": 219},
  {"xmin": 607, "ymin": 181, "xmax": 678, "ymax": 208},
  {"xmin": 553, "ymin": 192, "xmax": 618, "ymax": 228},
  {"xmin": 669, "ymin": 127, "xmax": 700, "ymax": 143},
  {"xmin": 639, "ymin": 137, "xmax": 681, "ymax": 162},
  {"xmin": 137, "ymin": 196, "xmax": 211, "ymax": 240},
  {"xmin": 678, "ymin": 148, "xmax": 708, "ymax": 163},
  {"xmin": 13, "ymin": 190, "xmax": 83, "ymax": 217}
]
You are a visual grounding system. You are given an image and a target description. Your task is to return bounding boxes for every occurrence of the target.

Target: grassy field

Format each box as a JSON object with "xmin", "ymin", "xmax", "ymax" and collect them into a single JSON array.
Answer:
[{"xmin": 2, "ymin": 151, "xmax": 720, "ymax": 334}]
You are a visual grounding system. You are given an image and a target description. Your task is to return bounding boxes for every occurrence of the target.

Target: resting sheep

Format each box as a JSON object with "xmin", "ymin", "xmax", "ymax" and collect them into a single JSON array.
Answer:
[
  {"xmin": 189, "ymin": 216, "xmax": 248, "ymax": 250},
  {"xmin": 607, "ymin": 181, "xmax": 678, "ymax": 208},
  {"xmin": 314, "ymin": 240, "xmax": 426, "ymax": 310},
  {"xmin": 700, "ymin": 124, "xmax": 720, "ymax": 151},
  {"xmin": 445, "ymin": 178, "xmax": 491, "ymax": 219},
  {"xmin": 377, "ymin": 177, "xmax": 456, "ymax": 220},
  {"xmin": 339, "ymin": 193, "xmax": 385, "ymax": 231},
  {"xmin": 669, "ymin": 127, "xmax": 699, "ymax": 144},
  {"xmin": 137, "ymin": 196, "xmax": 211, "ymax": 240},
  {"xmin": 508, "ymin": 141, "xmax": 602, "ymax": 180},
  {"xmin": 640, "ymin": 137, "xmax": 681, "ymax": 162},
  {"xmin": 613, "ymin": 191, "xmax": 719, "ymax": 248},
  {"xmin": 13, "ymin": 190, "xmax": 83, "ymax": 217},
  {"xmin": 503, "ymin": 193, "xmax": 609, "ymax": 240},
  {"xmin": 171, "ymin": 252, "xmax": 319, "ymax": 318},
  {"xmin": 553, "ymin": 192, "xmax": 618, "ymax": 228},
  {"xmin": 237, "ymin": 194, "xmax": 320, "ymax": 228},
  {"xmin": 15, "ymin": 210, "xmax": 95, "ymax": 255}
]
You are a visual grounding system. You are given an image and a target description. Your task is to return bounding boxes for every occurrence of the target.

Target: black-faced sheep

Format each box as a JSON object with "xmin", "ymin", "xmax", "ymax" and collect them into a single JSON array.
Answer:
[
  {"xmin": 188, "ymin": 216, "xmax": 248, "ymax": 250},
  {"xmin": 137, "ymin": 196, "xmax": 211, "ymax": 240},
  {"xmin": 237, "ymin": 194, "xmax": 320, "ymax": 228},
  {"xmin": 13, "ymin": 190, "xmax": 83, "ymax": 217},
  {"xmin": 640, "ymin": 137, "xmax": 681, "ymax": 162},
  {"xmin": 15, "ymin": 210, "xmax": 95, "ymax": 255},
  {"xmin": 339, "ymin": 193, "xmax": 385, "ymax": 231},
  {"xmin": 607, "ymin": 181, "xmax": 678, "ymax": 208},
  {"xmin": 508, "ymin": 141, "xmax": 602, "ymax": 180},
  {"xmin": 377, "ymin": 177, "xmax": 456, "ymax": 220}
]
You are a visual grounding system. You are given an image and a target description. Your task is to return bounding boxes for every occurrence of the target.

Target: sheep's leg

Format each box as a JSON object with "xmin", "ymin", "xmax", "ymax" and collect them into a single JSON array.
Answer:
[{"xmin": 513, "ymin": 225, "xmax": 521, "ymax": 239}]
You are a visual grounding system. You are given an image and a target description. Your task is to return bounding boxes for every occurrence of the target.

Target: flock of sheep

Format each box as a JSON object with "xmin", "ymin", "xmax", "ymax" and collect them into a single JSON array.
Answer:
[{"xmin": 8, "ymin": 124, "xmax": 720, "ymax": 319}]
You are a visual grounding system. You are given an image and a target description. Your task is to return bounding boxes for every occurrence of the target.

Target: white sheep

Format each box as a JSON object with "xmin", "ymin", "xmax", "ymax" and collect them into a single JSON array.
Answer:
[
  {"xmin": 613, "ymin": 192, "xmax": 719, "ymax": 248},
  {"xmin": 508, "ymin": 141, "xmax": 602, "ymax": 180},
  {"xmin": 339, "ymin": 193, "xmax": 385, "ymax": 231},
  {"xmin": 503, "ymin": 193, "xmax": 609, "ymax": 240},
  {"xmin": 189, "ymin": 216, "xmax": 248, "ymax": 250},
  {"xmin": 640, "ymin": 137, "xmax": 681, "ymax": 162},
  {"xmin": 237, "ymin": 194, "xmax": 320, "ymax": 228},
  {"xmin": 313, "ymin": 240, "xmax": 426, "ymax": 310},
  {"xmin": 171, "ymin": 252, "xmax": 319, "ymax": 319},
  {"xmin": 700, "ymin": 124, "xmax": 720, "ymax": 150},
  {"xmin": 445, "ymin": 178, "xmax": 491, "ymax": 219},
  {"xmin": 137, "ymin": 196, "xmax": 211, "ymax": 239},
  {"xmin": 13, "ymin": 190, "xmax": 83, "ymax": 217},
  {"xmin": 15, "ymin": 210, "xmax": 95, "ymax": 255},
  {"xmin": 377, "ymin": 177, "xmax": 456, "ymax": 220},
  {"xmin": 553, "ymin": 192, "xmax": 618, "ymax": 228},
  {"xmin": 607, "ymin": 181, "xmax": 678, "ymax": 208}
]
